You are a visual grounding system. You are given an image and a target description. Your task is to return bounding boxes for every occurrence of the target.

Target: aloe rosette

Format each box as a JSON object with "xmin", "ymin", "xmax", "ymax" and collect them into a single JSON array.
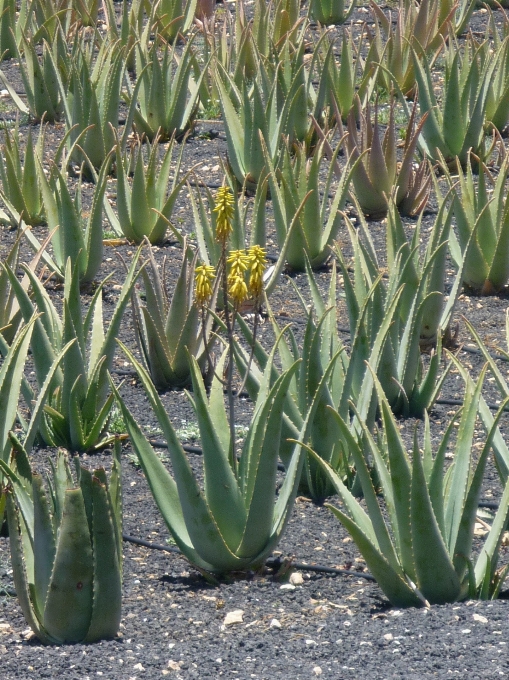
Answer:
[
  {"xmin": 113, "ymin": 340, "xmax": 326, "ymax": 574},
  {"xmin": 311, "ymin": 367, "xmax": 509, "ymax": 606},
  {"xmin": 5, "ymin": 251, "xmax": 141, "ymax": 453},
  {"xmin": 2, "ymin": 447, "xmax": 122, "ymax": 644},
  {"xmin": 442, "ymin": 152, "xmax": 509, "ymax": 295},
  {"xmin": 132, "ymin": 243, "xmax": 216, "ymax": 390},
  {"xmin": 309, "ymin": 0, "xmax": 356, "ymax": 25}
]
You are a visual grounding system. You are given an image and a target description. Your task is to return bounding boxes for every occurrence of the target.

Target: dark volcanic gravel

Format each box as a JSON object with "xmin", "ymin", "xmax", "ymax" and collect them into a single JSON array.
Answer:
[{"xmin": 2, "ymin": 1, "xmax": 509, "ymax": 679}]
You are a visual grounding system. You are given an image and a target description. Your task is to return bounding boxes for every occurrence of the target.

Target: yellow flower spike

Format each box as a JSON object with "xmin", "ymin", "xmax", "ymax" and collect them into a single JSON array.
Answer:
[
  {"xmin": 247, "ymin": 245, "xmax": 267, "ymax": 297},
  {"xmin": 194, "ymin": 263, "xmax": 216, "ymax": 306},
  {"xmin": 227, "ymin": 249, "xmax": 250, "ymax": 279},
  {"xmin": 213, "ymin": 186, "xmax": 234, "ymax": 242},
  {"xmin": 228, "ymin": 274, "xmax": 248, "ymax": 306}
]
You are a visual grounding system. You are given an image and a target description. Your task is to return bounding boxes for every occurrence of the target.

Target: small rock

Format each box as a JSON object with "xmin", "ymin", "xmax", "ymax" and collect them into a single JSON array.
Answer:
[
  {"xmin": 473, "ymin": 614, "xmax": 488, "ymax": 624},
  {"xmin": 313, "ymin": 667, "xmax": 322, "ymax": 676},
  {"xmin": 305, "ymin": 639, "xmax": 317, "ymax": 646},
  {"xmin": 289, "ymin": 572, "xmax": 304, "ymax": 586},
  {"xmin": 133, "ymin": 662, "xmax": 145, "ymax": 671},
  {"xmin": 383, "ymin": 633, "xmax": 394, "ymax": 641},
  {"xmin": 223, "ymin": 609, "xmax": 244, "ymax": 626},
  {"xmin": 280, "ymin": 583, "xmax": 295, "ymax": 590},
  {"xmin": 270, "ymin": 619, "xmax": 281, "ymax": 629},
  {"xmin": 461, "ymin": 629, "xmax": 471, "ymax": 634}
]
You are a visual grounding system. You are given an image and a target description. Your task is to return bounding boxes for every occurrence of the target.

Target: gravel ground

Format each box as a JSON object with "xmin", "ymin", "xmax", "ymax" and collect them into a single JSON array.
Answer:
[{"xmin": 2, "ymin": 1, "xmax": 509, "ymax": 678}]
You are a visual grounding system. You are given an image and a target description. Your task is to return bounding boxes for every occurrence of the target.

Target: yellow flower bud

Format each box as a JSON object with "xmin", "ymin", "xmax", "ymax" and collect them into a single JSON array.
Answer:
[
  {"xmin": 227, "ymin": 249, "xmax": 250, "ymax": 279},
  {"xmin": 228, "ymin": 274, "xmax": 248, "ymax": 306},
  {"xmin": 213, "ymin": 186, "xmax": 234, "ymax": 243},
  {"xmin": 194, "ymin": 263, "xmax": 216, "ymax": 306},
  {"xmin": 247, "ymin": 245, "xmax": 267, "ymax": 297}
]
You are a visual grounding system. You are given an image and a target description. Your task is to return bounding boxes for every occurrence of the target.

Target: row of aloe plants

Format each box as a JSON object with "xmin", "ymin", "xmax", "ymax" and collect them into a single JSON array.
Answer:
[{"xmin": 1, "ymin": 0, "xmax": 509, "ymax": 645}]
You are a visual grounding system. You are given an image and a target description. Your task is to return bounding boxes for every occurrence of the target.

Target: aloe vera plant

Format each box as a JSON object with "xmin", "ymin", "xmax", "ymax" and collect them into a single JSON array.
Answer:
[
  {"xmin": 59, "ymin": 40, "xmax": 134, "ymax": 175},
  {"xmin": 0, "ymin": 34, "xmax": 62, "ymax": 122},
  {"xmin": 263, "ymin": 137, "xmax": 354, "ymax": 270},
  {"xmin": 310, "ymin": 368, "xmax": 509, "ymax": 606},
  {"xmin": 406, "ymin": 36, "xmax": 495, "ymax": 168},
  {"xmin": 5, "ymin": 252, "xmax": 141, "ymax": 452},
  {"xmin": 128, "ymin": 36, "xmax": 205, "ymax": 142},
  {"xmin": 113, "ymin": 341, "xmax": 320, "ymax": 574},
  {"xmin": 366, "ymin": 0, "xmax": 449, "ymax": 97},
  {"xmin": 214, "ymin": 53, "xmax": 310, "ymax": 186},
  {"xmin": 131, "ymin": 243, "xmax": 216, "ymax": 390},
  {"xmin": 234, "ymin": 262, "xmax": 354, "ymax": 503},
  {"xmin": 2, "ymin": 446, "xmax": 122, "ymax": 644},
  {"xmin": 336, "ymin": 97, "xmax": 431, "ymax": 218},
  {"xmin": 338, "ymin": 198, "xmax": 454, "ymax": 417},
  {"xmin": 153, "ymin": 0, "xmax": 198, "ymax": 42},
  {"xmin": 318, "ymin": 28, "xmax": 378, "ymax": 124},
  {"xmin": 106, "ymin": 134, "xmax": 190, "ymax": 244},
  {"xmin": 0, "ymin": 124, "xmax": 45, "ymax": 227},
  {"xmin": 102, "ymin": 0, "xmax": 147, "ymax": 72},
  {"xmin": 309, "ymin": 0, "xmax": 356, "ymax": 25},
  {"xmin": 478, "ymin": 30, "xmax": 509, "ymax": 133},
  {"xmin": 24, "ymin": 151, "xmax": 111, "ymax": 284},
  {"xmin": 442, "ymin": 152, "xmax": 509, "ymax": 294}
]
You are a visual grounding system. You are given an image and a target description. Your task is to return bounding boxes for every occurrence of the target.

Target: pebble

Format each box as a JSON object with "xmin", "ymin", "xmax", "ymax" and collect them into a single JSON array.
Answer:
[
  {"xmin": 222, "ymin": 609, "xmax": 244, "ymax": 626},
  {"xmin": 269, "ymin": 619, "xmax": 281, "ymax": 629}
]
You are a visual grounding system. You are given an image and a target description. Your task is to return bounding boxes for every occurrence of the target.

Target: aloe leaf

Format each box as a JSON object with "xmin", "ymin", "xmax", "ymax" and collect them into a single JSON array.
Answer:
[
  {"xmin": 327, "ymin": 503, "xmax": 422, "ymax": 607},
  {"xmin": 43, "ymin": 488, "xmax": 93, "ymax": 643},
  {"xmin": 6, "ymin": 493, "xmax": 53, "ymax": 644},
  {"xmin": 0, "ymin": 316, "xmax": 36, "ymax": 460},
  {"xmin": 411, "ymin": 443, "xmax": 462, "ymax": 603},
  {"xmin": 236, "ymin": 361, "xmax": 300, "ymax": 558},
  {"xmin": 84, "ymin": 476, "xmax": 122, "ymax": 642},
  {"xmin": 187, "ymin": 356, "xmax": 247, "ymax": 549},
  {"xmin": 454, "ymin": 396, "xmax": 509, "ymax": 579},
  {"xmin": 444, "ymin": 363, "xmax": 487, "ymax": 551},
  {"xmin": 32, "ymin": 474, "xmax": 56, "ymax": 622},
  {"xmin": 111, "ymin": 380, "xmax": 213, "ymax": 570},
  {"xmin": 214, "ymin": 65, "xmax": 246, "ymax": 183}
]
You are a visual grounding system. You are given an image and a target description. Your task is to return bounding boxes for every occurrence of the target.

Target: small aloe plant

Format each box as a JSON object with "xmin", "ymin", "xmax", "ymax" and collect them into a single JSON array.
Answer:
[
  {"xmin": 318, "ymin": 28, "xmax": 378, "ymax": 125},
  {"xmin": 406, "ymin": 36, "xmax": 495, "ymax": 168},
  {"xmin": 214, "ymin": 55, "xmax": 309, "ymax": 186},
  {"xmin": 0, "ymin": 34, "xmax": 62, "ymax": 122},
  {"xmin": 102, "ymin": 0, "xmax": 147, "ymax": 73},
  {"xmin": 335, "ymin": 97, "xmax": 431, "ymax": 218},
  {"xmin": 2, "ymin": 445, "xmax": 122, "ymax": 644},
  {"xmin": 5, "ymin": 251, "xmax": 141, "ymax": 452},
  {"xmin": 0, "ymin": 124, "xmax": 45, "ymax": 227},
  {"xmin": 128, "ymin": 36, "xmax": 205, "ymax": 142},
  {"xmin": 131, "ymin": 242, "xmax": 216, "ymax": 390},
  {"xmin": 234, "ymin": 262, "xmax": 354, "ymax": 503},
  {"xmin": 24, "ymin": 151, "xmax": 111, "ymax": 284},
  {"xmin": 338, "ymin": 198, "xmax": 454, "ymax": 418},
  {"xmin": 310, "ymin": 367, "xmax": 509, "ymax": 606},
  {"xmin": 309, "ymin": 0, "xmax": 357, "ymax": 25},
  {"xmin": 442, "ymin": 152, "xmax": 509, "ymax": 295},
  {"xmin": 59, "ymin": 40, "xmax": 135, "ymax": 176},
  {"xmin": 153, "ymin": 0, "xmax": 198, "ymax": 42},
  {"xmin": 366, "ymin": 0, "xmax": 449, "ymax": 98},
  {"xmin": 105, "ymin": 134, "xmax": 191, "ymax": 244},
  {"xmin": 262, "ymin": 136, "xmax": 354, "ymax": 270}
]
